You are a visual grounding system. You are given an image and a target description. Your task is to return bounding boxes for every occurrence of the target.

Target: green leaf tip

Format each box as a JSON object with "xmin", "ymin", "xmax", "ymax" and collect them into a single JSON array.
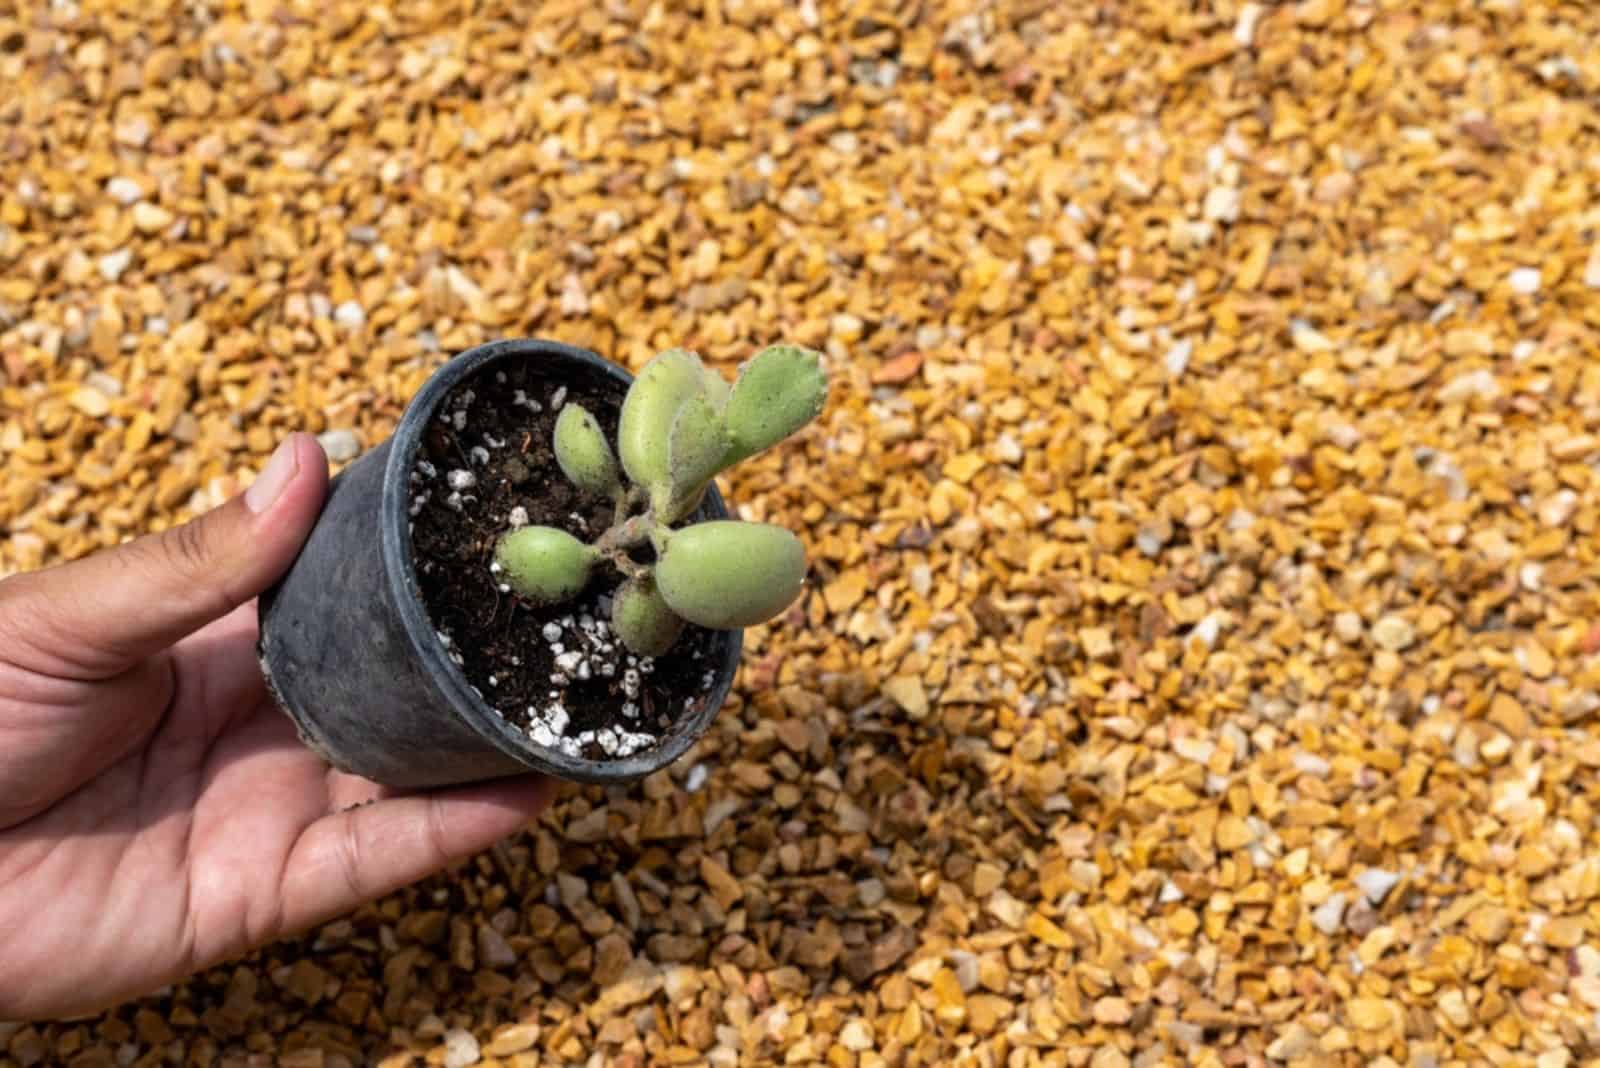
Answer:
[
  {"xmin": 611, "ymin": 574, "xmax": 686, "ymax": 657},
  {"xmin": 654, "ymin": 520, "xmax": 807, "ymax": 630},
  {"xmin": 495, "ymin": 525, "xmax": 596, "ymax": 605},
  {"xmin": 553, "ymin": 403, "xmax": 621, "ymax": 497},
  {"xmin": 722, "ymin": 344, "xmax": 828, "ymax": 464}
]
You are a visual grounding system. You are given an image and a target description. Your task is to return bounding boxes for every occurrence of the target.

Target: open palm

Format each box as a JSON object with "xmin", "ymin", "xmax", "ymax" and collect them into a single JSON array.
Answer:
[{"xmin": 0, "ymin": 435, "xmax": 552, "ymax": 1021}]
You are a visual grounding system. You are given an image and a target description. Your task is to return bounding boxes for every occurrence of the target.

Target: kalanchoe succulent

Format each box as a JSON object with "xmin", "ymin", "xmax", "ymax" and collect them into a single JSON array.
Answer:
[{"xmin": 495, "ymin": 344, "xmax": 828, "ymax": 657}]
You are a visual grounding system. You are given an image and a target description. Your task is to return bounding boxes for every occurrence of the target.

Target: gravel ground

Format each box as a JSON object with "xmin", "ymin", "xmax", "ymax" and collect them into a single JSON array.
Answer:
[{"xmin": 5, "ymin": 0, "xmax": 1600, "ymax": 1064}]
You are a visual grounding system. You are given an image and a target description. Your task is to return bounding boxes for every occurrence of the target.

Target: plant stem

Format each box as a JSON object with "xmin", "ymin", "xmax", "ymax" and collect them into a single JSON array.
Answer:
[
  {"xmin": 611, "ymin": 482, "xmax": 647, "ymax": 525},
  {"xmin": 608, "ymin": 553, "xmax": 647, "ymax": 579},
  {"xmin": 597, "ymin": 512, "xmax": 657, "ymax": 554}
]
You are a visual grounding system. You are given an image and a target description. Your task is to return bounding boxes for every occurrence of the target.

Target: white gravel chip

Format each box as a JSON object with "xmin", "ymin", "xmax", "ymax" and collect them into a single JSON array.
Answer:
[
  {"xmin": 1508, "ymin": 266, "xmax": 1541, "ymax": 295},
  {"xmin": 1311, "ymin": 893, "xmax": 1348, "ymax": 935},
  {"xmin": 1356, "ymin": 868, "xmax": 1401, "ymax": 905},
  {"xmin": 442, "ymin": 1028, "xmax": 481, "ymax": 1068},
  {"xmin": 333, "ymin": 300, "xmax": 366, "ymax": 329},
  {"xmin": 317, "ymin": 428, "xmax": 361, "ymax": 463}
]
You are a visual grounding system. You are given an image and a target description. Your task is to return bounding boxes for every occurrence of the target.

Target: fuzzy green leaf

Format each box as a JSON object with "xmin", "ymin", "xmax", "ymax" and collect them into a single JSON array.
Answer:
[
  {"xmin": 617, "ymin": 348, "xmax": 711, "ymax": 491},
  {"xmin": 553, "ymin": 403, "xmax": 621, "ymax": 497},
  {"xmin": 701, "ymin": 367, "xmax": 732, "ymax": 411},
  {"xmin": 656, "ymin": 394, "xmax": 732, "ymax": 521},
  {"xmin": 611, "ymin": 574, "xmax": 686, "ymax": 657},
  {"xmin": 655, "ymin": 520, "xmax": 806, "ymax": 630},
  {"xmin": 495, "ymin": 525, "xmax": 595, "ymax": 604},
  {"xmin": 721, "ymin": 345, "xmax": 828, "ymax": 464}
]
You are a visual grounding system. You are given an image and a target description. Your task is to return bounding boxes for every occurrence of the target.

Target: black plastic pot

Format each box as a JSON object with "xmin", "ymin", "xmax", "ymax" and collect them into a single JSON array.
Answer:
[{"xmin": 257, "ymin": 338, "xmax": 742, "ymax": 789}]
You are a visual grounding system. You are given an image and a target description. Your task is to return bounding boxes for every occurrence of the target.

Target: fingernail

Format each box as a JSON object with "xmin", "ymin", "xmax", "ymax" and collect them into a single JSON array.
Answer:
[{"xmin": 245, "ymin": 437, "xmax": 300, "ymax": 514}]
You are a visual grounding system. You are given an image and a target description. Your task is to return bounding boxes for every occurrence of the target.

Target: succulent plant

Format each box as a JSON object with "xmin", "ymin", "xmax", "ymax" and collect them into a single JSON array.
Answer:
[{"xmin": 496, "ymin": 344, "xmax": 828, "ymax": 657}]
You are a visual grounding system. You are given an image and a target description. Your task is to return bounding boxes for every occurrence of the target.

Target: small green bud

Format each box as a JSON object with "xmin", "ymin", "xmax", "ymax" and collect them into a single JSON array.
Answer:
[
  {"xmin": 617, "ymin": 348, "xmax": 710, "ymax": 490},
  {"xmin": 722, "ymin": 344, "xmax": 828, "ymax": 464},
  {"xmin": 495, "ymin": 525, "xmax": 596, "ymax": 604},
  {"xmin": 553, "ymin": 403, "xmax": 621, "ymax": 497},
  {"xmin": 611, "ymin": 573, "xmax": 686, "ymax": 656},
  {"xmin": 654, "ymin": 520, "xmax": 806, "ymax": 630},
  {"xmin": 656, "ymin": 393, "xmax": 732, "ymax": 522}
]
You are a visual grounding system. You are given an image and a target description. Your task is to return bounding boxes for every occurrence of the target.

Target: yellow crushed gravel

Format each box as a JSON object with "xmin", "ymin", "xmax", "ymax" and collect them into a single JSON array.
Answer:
[{"xmin": 6, "ymin": 0, "xmax": 1600, "ymax": 1064}]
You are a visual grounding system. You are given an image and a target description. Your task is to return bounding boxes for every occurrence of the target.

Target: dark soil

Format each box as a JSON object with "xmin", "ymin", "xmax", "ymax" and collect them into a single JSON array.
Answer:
[{"xmin": 405, "ymin": 356, "xmax": 722, "ymax": 762}]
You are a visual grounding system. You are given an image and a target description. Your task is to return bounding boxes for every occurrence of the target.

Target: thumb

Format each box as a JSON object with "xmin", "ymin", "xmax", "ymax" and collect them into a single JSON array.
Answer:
[{"xmin": 0, "ymin": 433, "xmax": 330, "ymax": 679}]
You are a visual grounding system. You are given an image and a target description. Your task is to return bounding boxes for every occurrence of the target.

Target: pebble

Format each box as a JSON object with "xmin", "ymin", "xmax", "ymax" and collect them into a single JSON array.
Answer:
[
  {"xmin": 1202, "ymin": 186, "xmax": 1240, "ymax": 223},
  {"xmin": 442, "ymin": 1029, "xmax": 481, "ymax": 1068},
  {"xmin": 1438, "ymin": 369, "xmax": 1498, "ymax": 404},
  {"xmin": 1234, "ymin": 3, "xmax": 1263, "ymax": 45},
  {"xmin": 113, "ymin": 111, "xmax": 153, "ymax": 144},
  {"xmin": 1573, "ymin": 978, "xmax": 1600, "ymax": 1011},
  {"xmin": 105, "ymin": 177, "xmax": 143, "ymax": 204},
  {"xmin": 1439, "ymin": 988, "xmax": 1472, "ymax": 1028},
  {"xmin": 333, "ymin": 300, "xmax": 366, "ymax": 329},
  {"xmin": 1348, "ymin": 998, "xmax": 1397, "ymax": 1031},
  {"xmin": 984, "ymin": 890, "xmax": 1027, "ymax": 929},
  {"xmin": 1163, "ymin": 338, "xmax": 1192, "ymax": 376},
  {"xmin": 1093, "ymin": 997, "xmax": 1132, "ymax": 1025},
  {"xmin": 1370, "ymin": 615, "xmax": 1416, "ymax": 652},
  {"xmin": 1355, "ymin": 868, "xmax": 1401, "ymax": 905},
  {"xmin": 131, "ymin": 202, "xmax": 173, "ymax": 233},
  {"xmin": 839, "ymin": 1019, "xmax": 874, "ymax": 1051},
  {"xmin": 1540, "ymin": 489, "xmax": 1578, "ymax": 527},
  {"xmin": 1291, "ymin": 752, "xmax": 1330, "ymax": 777},
  {"xmin": 1311, "ymin": 893, "xmax": 1347, "ymax": 935},
  {"xmin": 484, "ymin": 1024, "xmax": 541, "ymax": 1056},
  {"xmin": 317, "ymin": 429, "xmax": 361, "ymax": 463},
  {"xmin": 97, "ymin": 248, "xmax": 132, "ymax": 281},
  {"xmin": 1192, "ymin": 613, "xmax": 1223, "ymax": 649},
  {"xmin": 70, "ymin": 386, "xmax": 111, "ymax": 418},
  {"xmin": 476, "ymin": 925, "xmax": 517, "ymax": 969},
  {"xmin": 1508, "ymin": 266, "xmax": 1542, "ymax": 295},
  {"xmin": 1333, "ymin": 611, "xmax": 1364, "ymax": 643}
]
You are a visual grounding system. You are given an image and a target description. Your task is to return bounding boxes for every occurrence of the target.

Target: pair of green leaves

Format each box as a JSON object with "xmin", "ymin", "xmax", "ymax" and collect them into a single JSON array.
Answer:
[
  {"xmin": 605, "ymin": 520, "xmax": 808, "ymax": 653},
  {"xmin": 496, "ymin": 520, "xmax": 807, "ymax": 647},
  {"xmin": 494, "ymin": 526, "xmax": 680, "ymax": 654},
  {"xmin": 616, "ymin": 344, "xmax": 829, "ymax": 522},
  {"xmin": 555, "ymin": 345, "xmax": 828, "ymax": 517}
]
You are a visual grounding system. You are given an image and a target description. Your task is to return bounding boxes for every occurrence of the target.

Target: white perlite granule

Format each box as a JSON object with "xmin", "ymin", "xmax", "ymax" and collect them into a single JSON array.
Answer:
[{"xmin": 511, "ymin": 611, "xmax": 679, "ymax": 758}]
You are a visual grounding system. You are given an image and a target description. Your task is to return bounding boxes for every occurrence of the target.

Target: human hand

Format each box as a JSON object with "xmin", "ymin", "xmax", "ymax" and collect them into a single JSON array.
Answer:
[{"xmin": 0, "ymin": 435, "xmax": 554, "ymax": 1020}]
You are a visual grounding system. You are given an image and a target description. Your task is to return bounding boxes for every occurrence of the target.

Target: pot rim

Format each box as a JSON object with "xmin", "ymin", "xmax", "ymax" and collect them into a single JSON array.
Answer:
[{"xmin": 380, "ymin": 337, "xmax": 742, "ymax": 783}]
